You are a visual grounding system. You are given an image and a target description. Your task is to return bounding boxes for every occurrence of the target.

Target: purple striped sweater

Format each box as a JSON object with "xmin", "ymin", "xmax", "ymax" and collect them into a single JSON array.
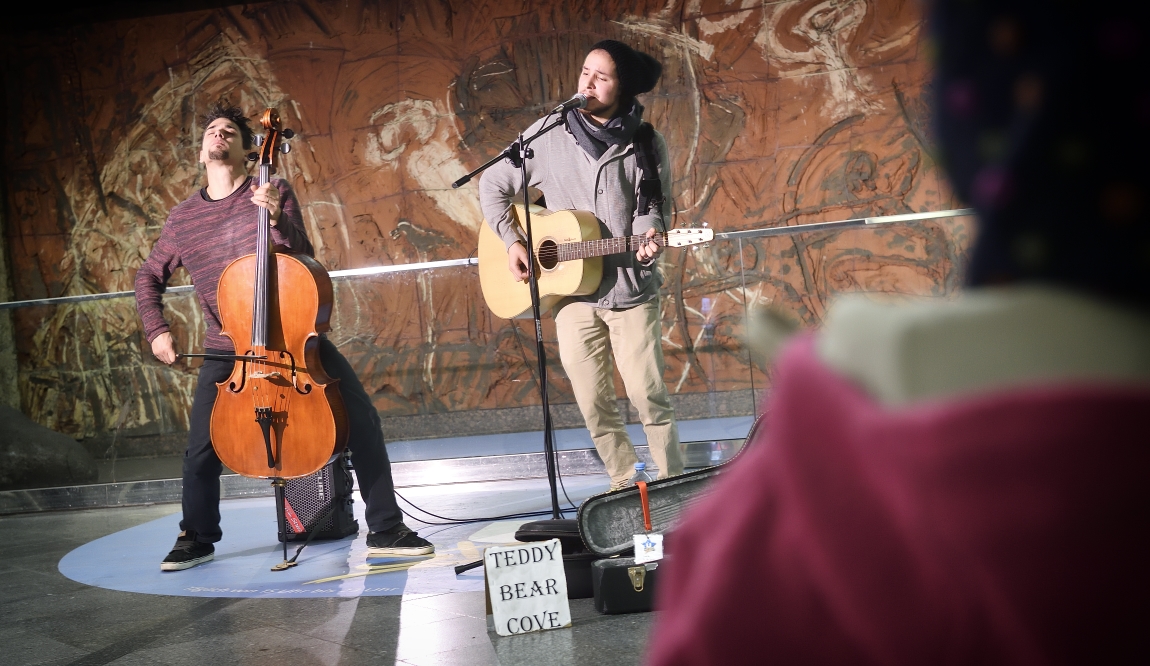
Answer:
[{"xmin": 134, "ymin": 177, "xmax": 311, "ymax": 352}]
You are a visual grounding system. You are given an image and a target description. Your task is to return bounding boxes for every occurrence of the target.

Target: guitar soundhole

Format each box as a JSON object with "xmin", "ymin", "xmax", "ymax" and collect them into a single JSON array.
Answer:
[{"xmin": 537, "ymin": 239, "xmax": 559, "ymax": 270}]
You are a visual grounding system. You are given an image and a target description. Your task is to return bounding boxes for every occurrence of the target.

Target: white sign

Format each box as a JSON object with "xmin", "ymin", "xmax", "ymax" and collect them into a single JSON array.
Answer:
[
  {"xmin": 633, "ymin": 533, "xmax": 664, "ymax": 564},
  {"xmin": 485, "ymin": 539, "xmax": 571, "ymax": 636}
]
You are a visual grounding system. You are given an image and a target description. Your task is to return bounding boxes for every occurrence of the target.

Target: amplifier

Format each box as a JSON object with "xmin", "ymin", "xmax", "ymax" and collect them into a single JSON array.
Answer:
[{"xmin": 278, "ymin": 450, "xmax": 359, "ymax": 542}]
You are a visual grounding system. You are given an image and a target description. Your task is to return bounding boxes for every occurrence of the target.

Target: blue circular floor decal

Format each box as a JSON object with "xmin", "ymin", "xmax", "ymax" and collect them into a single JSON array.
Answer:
[{"xmin": 58, "ymin": 496, "xmax": 487, "ymax": 598}]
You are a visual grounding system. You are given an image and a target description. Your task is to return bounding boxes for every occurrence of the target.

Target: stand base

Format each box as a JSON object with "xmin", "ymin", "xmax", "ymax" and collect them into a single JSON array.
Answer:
[{"xmin": 270, "ymin": 474, "xmax": 342, "ymax": 571}]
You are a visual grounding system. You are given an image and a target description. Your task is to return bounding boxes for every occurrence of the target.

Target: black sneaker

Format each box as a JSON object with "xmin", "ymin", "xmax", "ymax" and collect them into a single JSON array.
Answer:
[
  {"xmin": 160, "ymin": 530, "xmax": 215, "ymax": 571},
  {"xmin": 366, "ymin": 524, "xmax": 434, "ymax": 556}
]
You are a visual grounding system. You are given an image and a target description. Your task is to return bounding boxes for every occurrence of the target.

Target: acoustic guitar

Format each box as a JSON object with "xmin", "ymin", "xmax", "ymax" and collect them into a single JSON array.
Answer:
[{"xmin": 478, "ymin": 204, "xmax": 713, "ymax": 319}]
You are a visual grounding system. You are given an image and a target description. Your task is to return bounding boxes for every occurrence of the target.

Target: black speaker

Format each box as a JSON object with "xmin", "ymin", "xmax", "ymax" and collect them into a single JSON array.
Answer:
[{"xmin": 278, "ymin": 450, "xmax": 359, "ymax": 542}]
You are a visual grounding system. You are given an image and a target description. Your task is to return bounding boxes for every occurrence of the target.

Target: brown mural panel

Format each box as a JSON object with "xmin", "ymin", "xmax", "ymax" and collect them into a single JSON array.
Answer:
[{"xmin": 2, "ymin": 0, "xmax": 969, "ymax": 442}]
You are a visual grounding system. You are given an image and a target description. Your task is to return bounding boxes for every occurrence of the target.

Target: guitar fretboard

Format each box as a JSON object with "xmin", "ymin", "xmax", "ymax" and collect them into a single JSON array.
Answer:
[{"xmin": 552, "ymin": 234, "xmax": 667, "ymax": 262}]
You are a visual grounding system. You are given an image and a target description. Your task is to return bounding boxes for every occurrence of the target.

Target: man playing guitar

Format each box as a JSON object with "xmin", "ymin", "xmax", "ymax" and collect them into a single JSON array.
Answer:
[{"xmin": 479, "ymin": 41, "xmax": 685, "ymax": 489}]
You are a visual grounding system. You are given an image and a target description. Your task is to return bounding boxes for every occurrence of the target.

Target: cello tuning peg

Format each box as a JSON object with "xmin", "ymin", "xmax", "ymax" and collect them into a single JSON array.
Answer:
[
  {"xmin": 282, "ymin": 128, "xmax": 295, "ymax": 139},
  {"xmin": 246, "ymin": 152, "xmax": 259, "ymax": 161},
  {"xmin": 253, "ymin": 134, "xmax": 264, "ymax": 147},
  {"xmin": 279, "ymin": 143, "xmax": 291, "ymax": 154}
]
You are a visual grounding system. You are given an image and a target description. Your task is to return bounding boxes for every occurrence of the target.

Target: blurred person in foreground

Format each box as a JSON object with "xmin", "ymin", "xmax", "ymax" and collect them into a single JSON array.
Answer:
[{"xmin": 646, "ymin": 1, "xmax": 1149, "ymax": 664}]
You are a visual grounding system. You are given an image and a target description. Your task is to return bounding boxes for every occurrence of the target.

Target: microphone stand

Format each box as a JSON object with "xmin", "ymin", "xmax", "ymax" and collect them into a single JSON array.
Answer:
[{"xmin": 453, "ymin": 114, "xmax": 568, "ymax": 520}]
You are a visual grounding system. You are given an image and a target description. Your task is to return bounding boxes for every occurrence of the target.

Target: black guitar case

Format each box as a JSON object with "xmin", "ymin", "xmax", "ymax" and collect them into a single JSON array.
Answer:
[{"xmin": 515, "ymin": 414, "xmax": 765, "ymax": 611}]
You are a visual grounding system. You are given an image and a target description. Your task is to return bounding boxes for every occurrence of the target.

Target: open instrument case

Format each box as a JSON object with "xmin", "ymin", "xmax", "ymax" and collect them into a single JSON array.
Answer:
[{"xmin": 515, "ymin": 414, "xmax": 764, "ymax": 612}]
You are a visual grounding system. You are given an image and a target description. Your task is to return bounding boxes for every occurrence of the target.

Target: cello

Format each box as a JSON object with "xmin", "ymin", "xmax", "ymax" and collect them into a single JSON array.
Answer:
[{"xmin": 210, "ymin": 109, "xmax": 348, "ymax": 563}]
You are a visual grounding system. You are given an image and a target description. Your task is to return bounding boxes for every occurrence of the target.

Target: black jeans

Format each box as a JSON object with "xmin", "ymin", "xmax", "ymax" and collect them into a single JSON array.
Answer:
[{"xmin": 181, "ymin": 338, "xmax": 402, "ymax": 542}]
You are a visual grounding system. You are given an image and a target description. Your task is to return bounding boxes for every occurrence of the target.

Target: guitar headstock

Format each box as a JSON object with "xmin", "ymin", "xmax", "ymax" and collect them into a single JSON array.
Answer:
[
  {"xmin": 665, "ymin": 227, "xmax": 714, "ymax": 247},
  {"xmin": 248, "ymin": 108, "xmax": 295, "ymax": 174}
]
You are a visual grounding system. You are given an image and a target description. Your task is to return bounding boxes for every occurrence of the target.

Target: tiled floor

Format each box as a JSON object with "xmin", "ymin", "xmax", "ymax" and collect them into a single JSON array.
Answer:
[
  {"xmin": 1, "ymin": 477, "xmax": 657, "ymax": 665},
  {"xmin": 93, "ymin": 415, "xmax": 756, "ymax": 483},
  {"xmin": 385, "ymin": 416, "xmax": 756, "ymax": 462}
]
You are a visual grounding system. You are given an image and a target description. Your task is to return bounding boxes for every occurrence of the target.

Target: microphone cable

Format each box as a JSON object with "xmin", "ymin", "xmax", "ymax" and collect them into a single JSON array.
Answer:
[
  {"xmin": 544, "ymin": 407, "xmax": 581, "ymax": 513},
  {"xmin": 394, "ymin": 488, "xmax": 577, "ymax": 527}
]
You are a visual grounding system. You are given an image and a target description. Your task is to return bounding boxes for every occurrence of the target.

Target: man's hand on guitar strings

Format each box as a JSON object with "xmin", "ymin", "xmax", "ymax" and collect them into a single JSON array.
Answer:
[
  {"xmin": 636, "ymin": 228, "xmax": 663, "ymax": 263},
  {"xmin": 508, "ymin": 241, "xmax": 531, "ymax": 282}
]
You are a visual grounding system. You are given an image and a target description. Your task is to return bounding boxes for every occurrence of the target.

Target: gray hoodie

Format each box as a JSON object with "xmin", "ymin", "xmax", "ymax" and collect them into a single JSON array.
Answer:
[{"xmin": 478, "ymin": 115, "xmax": 672, "ymax": 310}]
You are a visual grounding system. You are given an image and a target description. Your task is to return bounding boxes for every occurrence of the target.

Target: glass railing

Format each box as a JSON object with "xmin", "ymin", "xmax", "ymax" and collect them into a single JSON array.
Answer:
[{"xmin": 0, "ymin": 209, "xmax": 973, "ymax": 497}]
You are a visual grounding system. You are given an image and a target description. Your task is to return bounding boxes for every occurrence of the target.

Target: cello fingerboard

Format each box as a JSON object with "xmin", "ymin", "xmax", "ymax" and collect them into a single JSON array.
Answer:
[{"xmin": 251, "ymin": 164, "xmax": 271, "ymax": 348}]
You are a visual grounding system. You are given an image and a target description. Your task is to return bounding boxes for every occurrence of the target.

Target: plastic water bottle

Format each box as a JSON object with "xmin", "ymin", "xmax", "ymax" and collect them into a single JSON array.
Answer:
[{"xmin": 628, "ymin": 462, "xmax": 654, "ymax": 485}]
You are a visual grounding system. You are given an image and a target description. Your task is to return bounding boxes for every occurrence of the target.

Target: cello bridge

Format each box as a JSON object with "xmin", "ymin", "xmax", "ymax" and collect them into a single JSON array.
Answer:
[{"xmin": 250, "ymin": 371, "xmax": 283, "ymax": 380}]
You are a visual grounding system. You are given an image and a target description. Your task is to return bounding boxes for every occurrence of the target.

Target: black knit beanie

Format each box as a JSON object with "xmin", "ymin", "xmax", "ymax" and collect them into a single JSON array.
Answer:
[{"xmin": 589, "ymin": 40, "xmax": 662, "ymax": 99}]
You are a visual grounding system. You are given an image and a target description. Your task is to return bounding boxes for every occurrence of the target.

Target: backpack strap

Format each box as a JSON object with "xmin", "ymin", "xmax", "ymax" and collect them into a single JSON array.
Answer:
[{"xmin": 632, "ymin": 122, "xmax": 664, "ymax": 217}]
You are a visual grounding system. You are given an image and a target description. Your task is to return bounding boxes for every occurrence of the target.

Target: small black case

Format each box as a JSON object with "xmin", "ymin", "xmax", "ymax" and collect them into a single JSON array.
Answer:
[
  {"xmin": 514, "ymin": 519, "xmax": 597, "ymax": 599},
  {"xmin": 591, "ymin": 557, "xmax": 660, "ymax": 614},
  {"xmin": 514, "ymin": 519, "xmax": 587, "ymax": 554}
]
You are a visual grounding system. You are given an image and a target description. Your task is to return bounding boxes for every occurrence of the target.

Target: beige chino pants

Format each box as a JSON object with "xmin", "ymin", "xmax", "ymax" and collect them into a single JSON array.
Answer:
[{"xmin": 554, "ymin": 299, "xmax": 684, "ymax": 487}]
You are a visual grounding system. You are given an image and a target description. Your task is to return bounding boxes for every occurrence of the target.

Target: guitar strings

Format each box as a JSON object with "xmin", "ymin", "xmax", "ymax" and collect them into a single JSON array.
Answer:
[{"xmin": 539, "ymin": 232, "xmax": 670, "ymax": 263}]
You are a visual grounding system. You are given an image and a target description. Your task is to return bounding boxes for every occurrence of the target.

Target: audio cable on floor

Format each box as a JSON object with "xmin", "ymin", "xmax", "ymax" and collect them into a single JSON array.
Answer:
[{"xmin": 393, "ymin": 488, "xmax": 577, "ymax": 527}]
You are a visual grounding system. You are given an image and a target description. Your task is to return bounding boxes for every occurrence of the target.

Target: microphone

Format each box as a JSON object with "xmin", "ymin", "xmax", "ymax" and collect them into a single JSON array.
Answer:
[{"xmin": 551, "ymin": 93, "xmax": 589, "ymax": 114}]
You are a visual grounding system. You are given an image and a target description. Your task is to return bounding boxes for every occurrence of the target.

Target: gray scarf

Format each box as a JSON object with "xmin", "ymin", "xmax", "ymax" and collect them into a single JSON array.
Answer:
[{"xmin": 566, "ymin": 99, "xmax": 644, "ymax": 160}]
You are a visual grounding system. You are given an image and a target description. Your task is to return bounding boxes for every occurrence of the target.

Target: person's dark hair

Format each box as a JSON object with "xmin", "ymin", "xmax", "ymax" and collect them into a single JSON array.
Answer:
[
  {"xmin": 202, "ymin": 101, "xmax": 253, "ymax": 149},
  {"xmin": 590, "ymin": 40, "xmax": 662, "ymax": 106},
  {"xmin": 930, "ymin": 0, "xmax": 1148, "ymax": 310}
]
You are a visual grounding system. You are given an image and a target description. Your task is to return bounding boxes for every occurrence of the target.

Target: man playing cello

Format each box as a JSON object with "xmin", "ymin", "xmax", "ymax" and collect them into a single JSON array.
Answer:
[{"xmin": 134, "ymin": 102, "xmax": 433, "ymax": 571}]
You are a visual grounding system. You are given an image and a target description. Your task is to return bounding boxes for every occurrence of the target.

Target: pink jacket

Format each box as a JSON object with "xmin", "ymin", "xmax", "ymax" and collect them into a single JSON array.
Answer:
[{"xmin": 648, "ymin": 335, "xmax": 1149, "ymax": 665}]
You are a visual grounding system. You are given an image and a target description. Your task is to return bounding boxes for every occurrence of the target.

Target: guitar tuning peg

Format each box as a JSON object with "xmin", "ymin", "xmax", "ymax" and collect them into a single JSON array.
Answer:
[
  {"xmin": 253, "ymin": 134, "xmax": 264, "ymax": 147},
  {"xmin": 282, "ymin": 128, "xmax": 295, "ymax": 139},
  {"xmin": 279, "ymin": 143, "xmax": 291, "ymax": 154},
  {"xmin": 702, "ymin": 221, "xmax": 709, "ymax": 228}
]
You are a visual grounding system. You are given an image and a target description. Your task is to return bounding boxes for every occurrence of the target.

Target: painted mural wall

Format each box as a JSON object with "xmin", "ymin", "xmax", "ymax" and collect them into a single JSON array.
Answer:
[{"xmin": 1, "ymin": 0, "xmax": 967, "ymax": 446}]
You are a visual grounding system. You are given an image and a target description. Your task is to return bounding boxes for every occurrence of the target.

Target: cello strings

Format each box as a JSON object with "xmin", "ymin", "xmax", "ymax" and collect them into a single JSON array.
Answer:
[{"xmin": 253, "ymin": 164, "xmax": 270, "ymax": 414}]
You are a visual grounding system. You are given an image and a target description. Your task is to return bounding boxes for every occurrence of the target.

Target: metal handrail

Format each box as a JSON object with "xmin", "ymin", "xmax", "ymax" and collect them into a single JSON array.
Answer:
[
  {"xmin": 0, "ymin": 258, "xmax": 480, "ymax": 310},
  {"xmin": 713, "ymin": 208, "xmax": 974, "ymax": 241},
  {"xmin": 0, "ymin": 209, "xmax": 974, "ymax": 310}
]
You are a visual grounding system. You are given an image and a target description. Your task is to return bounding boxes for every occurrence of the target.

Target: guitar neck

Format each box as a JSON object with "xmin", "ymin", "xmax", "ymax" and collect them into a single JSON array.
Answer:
[{"xmin": 556, "ymin": 234, "xmax": 666, "ymax": 261}]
